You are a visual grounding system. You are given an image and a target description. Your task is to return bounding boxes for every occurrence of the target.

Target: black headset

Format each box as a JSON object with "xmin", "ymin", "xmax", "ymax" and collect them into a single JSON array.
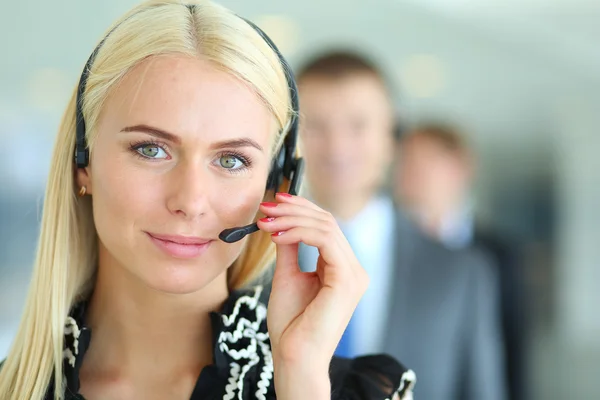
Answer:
[{"xmin": 74, "ymin": 4, "xmax": 304, "ymax": 244}]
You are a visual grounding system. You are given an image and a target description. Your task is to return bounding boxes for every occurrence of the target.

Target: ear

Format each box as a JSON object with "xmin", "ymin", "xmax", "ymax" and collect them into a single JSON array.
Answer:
[{"xmin": 76, "ymin": 166, "xmax": 93, "ymax": 195}]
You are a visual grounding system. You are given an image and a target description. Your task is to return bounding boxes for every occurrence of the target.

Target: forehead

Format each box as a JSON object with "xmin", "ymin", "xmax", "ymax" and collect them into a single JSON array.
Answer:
[
  {"xmin": 299, "ymin": 73, "xmax": 392, "ymax": 118},
  {"xmin": 100, "ymin": 55, "xmax": 275, "ymax": 144},
  {"xmin": 401, "ymin": 135, "xmax": 457, "ymax": 160}
]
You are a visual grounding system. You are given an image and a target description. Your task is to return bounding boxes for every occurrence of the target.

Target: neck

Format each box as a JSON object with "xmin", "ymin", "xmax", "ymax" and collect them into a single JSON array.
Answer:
[
  {"xmin": 312, "ymin": 190, "xmax": 376, "ymax": 221},
  {"xmin": 82, "ymin": 249, "xmax": 228, "ymax": 383},
  {"xmin": 415, "ymin": 197, "xmax": 466, "ymax": 238}
]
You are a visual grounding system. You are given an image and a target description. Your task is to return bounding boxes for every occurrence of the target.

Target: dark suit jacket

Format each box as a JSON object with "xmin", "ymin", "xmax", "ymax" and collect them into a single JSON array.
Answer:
[
  {"xmin": 384, "ymin": 212, "xmax": 507, "ymax": 400},
  {"xmin": 295, "ymin": 207, "xmax": 508, "ymax": 400},
  {"xmin": 473, "ymin": 227, "xmax": 527, "ymax": 400}
]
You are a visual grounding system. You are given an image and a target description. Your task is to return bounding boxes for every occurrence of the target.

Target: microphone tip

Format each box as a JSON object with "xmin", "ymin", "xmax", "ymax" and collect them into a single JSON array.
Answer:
[
  {"xmin": 219, "ymin": 223, "xmax": 259, "ymax": 243},
  {"xmin": 219, "ymin": 228, "xmax": 247, "ymax": 243}
]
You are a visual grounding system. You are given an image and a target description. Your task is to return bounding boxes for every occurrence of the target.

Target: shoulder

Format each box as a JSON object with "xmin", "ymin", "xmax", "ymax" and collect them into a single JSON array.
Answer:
[{"xmin": 330, "ymin": 354, "xmax": 416, "ymax": 400}]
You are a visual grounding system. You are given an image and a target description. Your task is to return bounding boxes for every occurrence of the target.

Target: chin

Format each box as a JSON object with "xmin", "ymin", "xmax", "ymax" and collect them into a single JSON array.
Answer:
[
  {"xmin": 142, "ymin": 263, "xmax": 225, "ymax": 295},
  {"xmin": 328, "ymin": 181, "xmax": 362, "ymax": 195}
]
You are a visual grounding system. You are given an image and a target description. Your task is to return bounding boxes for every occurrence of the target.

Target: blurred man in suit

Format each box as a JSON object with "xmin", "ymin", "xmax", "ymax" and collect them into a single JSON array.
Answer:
[
  {"xmin": 295, "ymin": 50, "xmax": 507, "ymax": 400},
  {"xmin": 395, "ymin": 123, "xmax": 527, "ymax": 400}
]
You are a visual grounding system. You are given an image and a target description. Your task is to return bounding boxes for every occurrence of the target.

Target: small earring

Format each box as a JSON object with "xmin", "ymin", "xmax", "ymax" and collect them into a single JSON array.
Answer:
[{"xmin": 78, "ymin": 186, "xmax": 87, "ymax": 197}]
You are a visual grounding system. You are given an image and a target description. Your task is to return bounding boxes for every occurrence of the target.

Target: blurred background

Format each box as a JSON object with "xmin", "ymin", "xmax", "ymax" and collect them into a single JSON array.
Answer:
[{"xmin": 0, "ymin": 0, "xmax": 598, "ymax": 398}]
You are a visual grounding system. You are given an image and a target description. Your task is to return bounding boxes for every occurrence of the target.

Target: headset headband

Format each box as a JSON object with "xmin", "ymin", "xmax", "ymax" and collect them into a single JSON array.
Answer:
[{"xmin": 74, "ymin": 4, "xmax": 300, "ymax": 192}]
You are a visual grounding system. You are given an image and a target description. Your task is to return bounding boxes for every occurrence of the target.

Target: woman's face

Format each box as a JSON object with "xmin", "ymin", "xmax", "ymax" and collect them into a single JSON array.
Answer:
[{"xmin": 77, "ymin": 55, "xmax": 275, "ymax": 294}]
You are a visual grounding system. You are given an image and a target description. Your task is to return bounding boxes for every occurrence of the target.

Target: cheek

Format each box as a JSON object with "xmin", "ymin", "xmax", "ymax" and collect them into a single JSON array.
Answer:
[
  {"xmin": 303, "ymin": 134, "xmax": 327, "ymax": 162},
  {"xmin": 90, "ymin": 153, "xmax": 162, "ymax": 241},
  {"xmin": 364, "ymin": 134, "xmax": 387, "ymax": 170},
  {"xmin": 399, "ymin": 159, "xmax": 428, "ymax": 190},
  {"xmin": 423, "ymin": 165, "xmax": 451, "ymax": 194},
  {"xmin": 210, "ymin": 175, "xmax": 267, "ymax": 227},
  {"xmin": 399, "ymin": 167, "xmax": 421, "ymax": 196}
]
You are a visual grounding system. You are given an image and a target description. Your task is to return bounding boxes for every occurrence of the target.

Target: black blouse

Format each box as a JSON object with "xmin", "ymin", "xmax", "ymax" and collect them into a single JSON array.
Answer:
[{"xmin": 45, "ymin": 285, "xmax": 415, "ymax": 399}]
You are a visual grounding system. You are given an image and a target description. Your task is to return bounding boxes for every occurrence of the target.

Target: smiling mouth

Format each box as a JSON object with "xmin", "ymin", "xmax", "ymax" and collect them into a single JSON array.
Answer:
[{"xmin": 145, "ymin": 232, "xmax": 213, "ymax": 259}]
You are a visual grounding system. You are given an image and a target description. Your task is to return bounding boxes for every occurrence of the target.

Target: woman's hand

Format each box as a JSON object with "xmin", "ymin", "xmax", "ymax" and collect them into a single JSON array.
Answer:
[{"xmin": 257, "ymin": 192, "xmax": 369, "ymax": 399}]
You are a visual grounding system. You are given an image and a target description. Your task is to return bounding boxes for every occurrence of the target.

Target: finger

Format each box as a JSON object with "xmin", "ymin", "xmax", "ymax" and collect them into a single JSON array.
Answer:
[
  {"xmin": 271, "ymin": 226, "xmax": 354, "ymax": 276},
  {"xmin": 261, "ymin": 206, "xmax": 350, "ymax": 256},
  {"xmin": 274, "ymin": 192, "xmax": 324, "ymax": 212},
  {"xmin": 259, "ymin": 201, "xmax": 330, "ymax": 221},
  {"xmin": 274, "ymin": 242, "xmax": 301, "ymax": 277},
  {"xmin": 261, "ymin": 200, "xmax": 363, "ymax": 278},
  {"xmin": 263, "ymin": 208, "xmax": 357, "ymax": 276},
  {"xmin": 257, "ymin": 215, "xmax": 326, "ymax": 234}
]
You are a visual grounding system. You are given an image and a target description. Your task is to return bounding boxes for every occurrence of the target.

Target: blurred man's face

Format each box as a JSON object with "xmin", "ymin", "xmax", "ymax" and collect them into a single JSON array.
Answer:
[
  {"xmin": 298, "ymin": 73, "xmax": 394, "ymax": 202},
  {"xmin": 395, "ymin": 135, "xmax": 471, "ymax": 212}
]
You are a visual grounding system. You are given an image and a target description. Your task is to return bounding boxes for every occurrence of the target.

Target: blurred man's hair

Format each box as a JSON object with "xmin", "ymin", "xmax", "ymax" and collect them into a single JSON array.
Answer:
[
  {"xmin": 296, "ymin": 50, "xmax": 403, "ymax": 135},
  {"xmin": 401, "ymin": 123, "xmax": 472, "ymax": 158},
  {"xmin": 296, "ymin": 50, "xmax": 387, "ymax": 84}
]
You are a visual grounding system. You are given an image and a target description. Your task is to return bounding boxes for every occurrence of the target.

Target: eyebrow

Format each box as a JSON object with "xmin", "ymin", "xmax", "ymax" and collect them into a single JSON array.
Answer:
[
  {"xmin": 121, "ymin": 124, "xmax": 181, "ymax": 144},
  {"xmin": 210, "ymin": 138, "xmax": 264, "ymax": 152},
  {"xmin": 120, "ymin": 124, "xmax": 264, "ymax": 152}
]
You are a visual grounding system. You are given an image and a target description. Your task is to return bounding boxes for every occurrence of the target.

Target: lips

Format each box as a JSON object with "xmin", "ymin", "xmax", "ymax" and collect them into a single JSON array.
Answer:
[
  {"xmin": 148, "ymin": 233, "xmax": 212, "ymax": 245},
  {"xmin": 146, "ymin": 232, "xmax": 213, "ymax": 259}
]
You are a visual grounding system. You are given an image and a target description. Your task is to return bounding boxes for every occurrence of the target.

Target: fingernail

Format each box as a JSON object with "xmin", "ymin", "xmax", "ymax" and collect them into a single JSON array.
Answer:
[
  {"xmin": 261, "ymin": 202, "xmax": 278, "ymax": 208},
  {"xmin": 272, "ymin": 231, "xmax": 285, "ymax": 237},
  {"xmin": 276, "ymin": 192, "xmax": 292, "ymax": 198},
  {"xmin": 259, "ymin": 217, "xmax": 275, "ymax": 222}
]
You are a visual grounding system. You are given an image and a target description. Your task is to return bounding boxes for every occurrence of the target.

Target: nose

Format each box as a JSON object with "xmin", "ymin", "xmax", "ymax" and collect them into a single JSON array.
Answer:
[
  {"xmin": 322, "ymin": 129, "xmax": 352, "ymax": 161},
  {"xmin": 165, "ymin": 160, "xmax": 211, "ymax": 220}
]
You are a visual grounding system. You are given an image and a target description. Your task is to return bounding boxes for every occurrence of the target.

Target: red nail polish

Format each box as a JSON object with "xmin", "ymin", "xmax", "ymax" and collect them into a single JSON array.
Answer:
[
  {"xmin": 276, "ymin": 192, "xmax": 292, "ymax": 198},
  {"xmin": 261, "ymin": 202, "xmax": 278, "ymax": 208},
  {"xmin": 272, "ymin": 231, "xmax": 284, "ymax": 237},
  {"xmin": 259, "ymin": 217, "xmax": 275, "ymax": 222}
]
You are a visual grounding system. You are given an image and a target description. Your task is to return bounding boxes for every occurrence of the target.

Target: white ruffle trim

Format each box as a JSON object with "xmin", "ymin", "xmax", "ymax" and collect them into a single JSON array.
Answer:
[
  {"xmin": 220, "ymin": 286, "xmax": 272, "ymax": 400},
  {"xmin": 386, "ymin": 369, "xmax": 416, "ymax": 400},
  {"xmin": 63, "ymin": 316, "xmax": 81, "ymax": 367}
]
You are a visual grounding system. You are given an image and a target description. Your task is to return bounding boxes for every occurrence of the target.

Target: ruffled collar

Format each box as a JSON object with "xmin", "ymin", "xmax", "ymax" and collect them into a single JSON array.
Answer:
[
  {"xmin": 42, "ymin": 285, "xmax": 417, "ymax": 400},
  {"xmin": 52, "ymin": 286, "xmax": 274, "ymax": 400}
]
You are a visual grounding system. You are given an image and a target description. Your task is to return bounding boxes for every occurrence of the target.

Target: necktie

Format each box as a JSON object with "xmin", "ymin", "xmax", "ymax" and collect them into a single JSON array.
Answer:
[
  {"xmin": 334, "ymin": 224, "xmax": 358, "ymax": 358},
  {"xmin": 334, "ymin": 310, "xmax": 356, "ymax": 358}
]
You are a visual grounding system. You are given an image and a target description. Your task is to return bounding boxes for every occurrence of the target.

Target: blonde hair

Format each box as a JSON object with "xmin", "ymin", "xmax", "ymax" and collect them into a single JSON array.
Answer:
[{"xmin": 0, "ymin": 1, "xmax": 294, "ymax": 399}]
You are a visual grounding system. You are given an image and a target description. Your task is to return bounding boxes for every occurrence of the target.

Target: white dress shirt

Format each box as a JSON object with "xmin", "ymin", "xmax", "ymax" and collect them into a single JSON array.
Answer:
[{"xmin": 298, "ymin": 195, "xmax": 397, "ymax": 356}]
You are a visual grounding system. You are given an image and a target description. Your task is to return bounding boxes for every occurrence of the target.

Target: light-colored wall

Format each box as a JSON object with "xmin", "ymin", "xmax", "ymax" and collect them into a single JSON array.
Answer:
[{"xmin": 1, "ymin": 1, "xmax": 598, "ymax": 398}]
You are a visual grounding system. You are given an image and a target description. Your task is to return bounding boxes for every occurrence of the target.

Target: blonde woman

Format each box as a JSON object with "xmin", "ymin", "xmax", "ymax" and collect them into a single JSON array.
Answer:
[{"xmin": 0, "ymin": 1, "xmax": 415, "ymax": 399}]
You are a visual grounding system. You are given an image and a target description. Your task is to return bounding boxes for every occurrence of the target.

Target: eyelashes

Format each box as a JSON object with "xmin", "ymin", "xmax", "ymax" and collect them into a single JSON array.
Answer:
[
  {"xmin": 127, "ymin": 140, "xmax": 253, "ymax": 174},
  {"xmin": 128, "ymin": 140, "xmax": 169, "ymax": 160},
  {"xmin": 215, "ymin": 150, "xmax": 252, "ymax": 174}
]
